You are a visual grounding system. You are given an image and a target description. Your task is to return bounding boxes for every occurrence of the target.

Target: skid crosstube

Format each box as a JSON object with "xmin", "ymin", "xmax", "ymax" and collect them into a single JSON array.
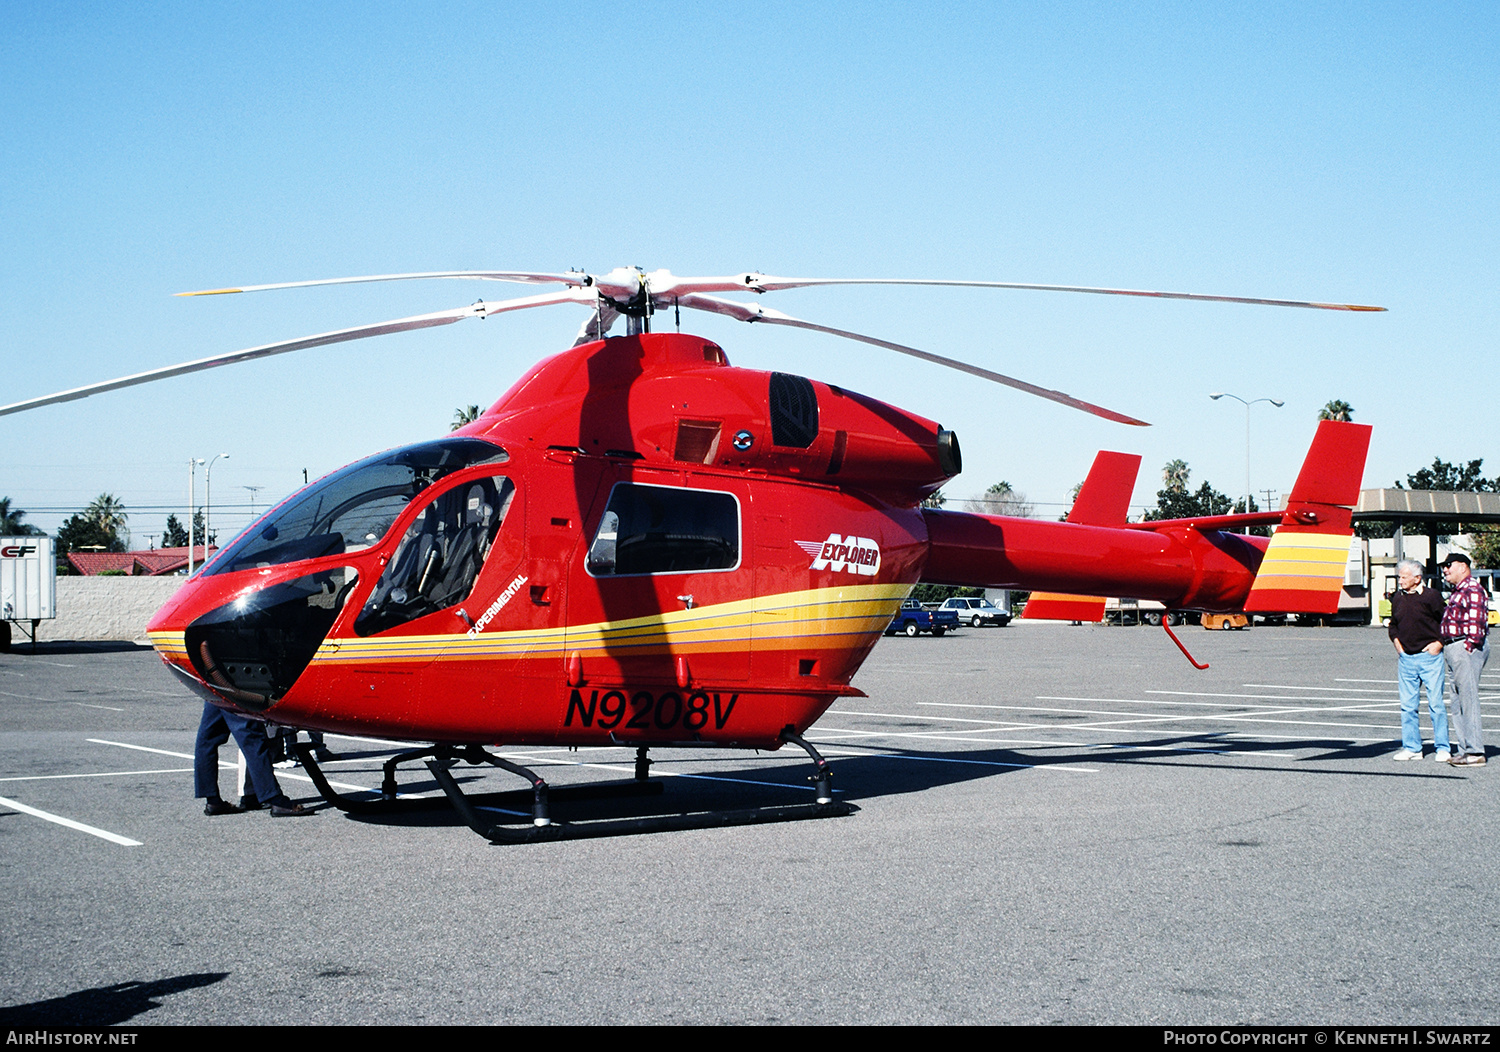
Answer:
[{"xmin": 292, "ymin": 741, "xmax": 665, "ymax": 815}]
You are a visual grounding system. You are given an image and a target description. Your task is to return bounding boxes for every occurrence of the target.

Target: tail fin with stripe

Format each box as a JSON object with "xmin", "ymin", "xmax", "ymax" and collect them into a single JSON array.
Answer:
[{"xmin": 1243, "ymin": 421, "xmax": 1372, "ymax": 614}]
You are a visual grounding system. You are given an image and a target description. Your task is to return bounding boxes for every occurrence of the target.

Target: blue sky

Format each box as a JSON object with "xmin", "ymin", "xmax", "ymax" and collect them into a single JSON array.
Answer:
[{"xmin": 3, "ymin": 2, "xmax": 1495, "ymax": 544}]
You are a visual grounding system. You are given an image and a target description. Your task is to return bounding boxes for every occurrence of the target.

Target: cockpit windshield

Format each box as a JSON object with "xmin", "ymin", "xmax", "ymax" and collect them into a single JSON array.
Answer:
[{"xmin": 205, "ymin": 438, "xmax": 509, "ymax": 575}]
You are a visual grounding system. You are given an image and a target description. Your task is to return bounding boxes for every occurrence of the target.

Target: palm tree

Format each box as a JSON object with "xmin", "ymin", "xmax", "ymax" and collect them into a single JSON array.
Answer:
[
  {"xmin": 966, "ymin": 481, "xmax": 1034, "ymax": 518},
  {"xmin": 1, "ymin": 497, "xmax": 42, "ymax": 536},
  {"xmin": 1161, "ymin": 459, "xmax": 1190, "ymax": 494},
  {"xmin": 451, "ymin": 405, "xmax": 482, "ymax": 431},
  {"xmin": 1318, "ymin": 400, "xmax": 1354, "ymax": 422},
  {"xmin": 85, "ymin": 493, "xmax": 129, "ymax": 548}
]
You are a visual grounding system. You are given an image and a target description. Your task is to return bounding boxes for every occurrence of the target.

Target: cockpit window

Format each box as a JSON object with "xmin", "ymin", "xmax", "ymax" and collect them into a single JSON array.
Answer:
[
  {"xmin": 354, "ymin": 475, "xmax": 516, "ymax": 636},
  {"xmin": 205, "ymin": 438, "xmax": 508, "ymax": 575}
]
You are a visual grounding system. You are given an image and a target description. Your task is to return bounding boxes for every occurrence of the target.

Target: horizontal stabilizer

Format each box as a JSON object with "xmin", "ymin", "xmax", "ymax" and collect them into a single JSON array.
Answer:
[
  {"xmin": 1067, "ymin": 451, "xmax": 1141, "ymax": 525},
  {"xmin": 1022, "ymin": 592, "xmax": 1107, "ymax": 622}
]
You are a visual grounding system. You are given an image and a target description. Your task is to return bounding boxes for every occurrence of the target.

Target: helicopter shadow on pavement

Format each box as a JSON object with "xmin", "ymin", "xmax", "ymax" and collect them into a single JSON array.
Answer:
[
  {"xmin": 314, "ymin": 727, "xmax": 1467, "ymax": 834},
  {"xmin": 0, "ymin": 972, "xmax": 228, "ymax": 1027},
  {"xmin": 6, "ymin": 640, "xmax": 152, "ymax": 656},
  {"xmin": 817, "ymin": 729, "xmax": 1471, "ymax": 799},
  {"xmin": 328, "ymin": 755, "xmax": 858, "ymax": 831}
]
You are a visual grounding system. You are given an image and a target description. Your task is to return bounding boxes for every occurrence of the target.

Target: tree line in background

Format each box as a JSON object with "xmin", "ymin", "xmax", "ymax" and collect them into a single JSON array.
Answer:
[
  {"xmin": 1, "ymin": 494, "xmax": 226, "ymax": 573},
  {"xmin": 1361, "ymin": 456, "xmax": 1500, "ymax": 568},
  {"xmin": 55, "ymin": 494, "xmax": 129, "ymax": 555}
]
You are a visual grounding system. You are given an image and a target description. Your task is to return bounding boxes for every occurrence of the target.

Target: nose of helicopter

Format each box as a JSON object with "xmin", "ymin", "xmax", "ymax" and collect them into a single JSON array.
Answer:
[{"xmin": 147, "ymin": 563, "xmax": 357, "ymax": 715}]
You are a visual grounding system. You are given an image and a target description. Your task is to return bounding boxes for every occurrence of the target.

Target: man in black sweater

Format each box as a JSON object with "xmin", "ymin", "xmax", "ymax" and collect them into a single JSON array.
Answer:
[{"xmin": 1388, "ymin": 559, "xmax": 1449, "ymax": 761}]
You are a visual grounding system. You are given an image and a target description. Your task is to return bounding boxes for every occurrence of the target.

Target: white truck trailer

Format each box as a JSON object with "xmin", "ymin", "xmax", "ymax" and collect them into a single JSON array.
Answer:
[{"xmin": 2, "ymin": 536, "xmax": 56, "ymax": 651}]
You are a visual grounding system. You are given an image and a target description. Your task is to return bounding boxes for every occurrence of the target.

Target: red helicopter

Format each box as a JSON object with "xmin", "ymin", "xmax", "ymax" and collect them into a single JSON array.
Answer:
[{"xmin": 1, "ymin": 267, "xmax": 1380, "ymax": 840}]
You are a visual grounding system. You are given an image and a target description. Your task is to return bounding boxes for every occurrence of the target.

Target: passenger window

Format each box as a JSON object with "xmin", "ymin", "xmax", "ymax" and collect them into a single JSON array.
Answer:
[
  {"xmin": 586, "ymin": 483, "xmax": 738, "ymax": 576},
  {"xmin": 355, "ymin": 476, "xmax": 516, "ymax": 636}
]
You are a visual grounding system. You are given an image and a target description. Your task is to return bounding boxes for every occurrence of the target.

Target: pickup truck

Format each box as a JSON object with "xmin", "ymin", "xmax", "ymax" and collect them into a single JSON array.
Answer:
[{"xmin": 885, "ymin": 599, "xmax": 961, "ymax": 637}]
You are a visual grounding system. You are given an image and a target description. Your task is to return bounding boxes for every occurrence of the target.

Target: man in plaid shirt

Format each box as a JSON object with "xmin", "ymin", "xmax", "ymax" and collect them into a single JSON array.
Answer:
[{"xmin": 1441, "ymin": 553, "xmax": 1492, "ymax": 767}]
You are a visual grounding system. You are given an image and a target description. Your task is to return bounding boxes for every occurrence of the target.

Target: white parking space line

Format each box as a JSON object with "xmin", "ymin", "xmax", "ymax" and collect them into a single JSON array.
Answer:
[
  {"xmin": 1223, "ymin": 731, "xmax": 1388, "ymax": 743},
  {"xmin": 1245, "ymin": 683, "xmax": 1395, "ymax": 693},
  {"xmin": 951, "ymin": 697, "xmax": 1385, "ymax": 716},
  {"xmin": 325, "ymin": 732, "xmax": 429, "ymax": 749},
  {"xmin": 1146, "ymin": 690, "xmax": 1398, "ymax": 704},
  {"xmin": 796, "ymin": 738, "xmax": 1098, "ymax": 772},
  {"xmin": 87, "ymin": 738, "xmax": 376, "ymax": 795},
  {"xmin": 72, "ymin": 703, "xmax": 125, "ymax": 711},
  {"xmin": 1077, "ymin": 713, "xmax": 1397, "ymax": 733},
  {"xmin": 922, "ymin": 693, "xmax": 1387, "ymax": 714},
  {"xmin": 912, "ymin": 699, "xmax": 1399, "ymax": 732},
  {"xmin": 0, "ymin": 768, "xmax": 191, "ymax": 782},
  {"xmin": 836, "ymin": 708, "xmax": 1033, "ymax": 728},
  {"xmin": 0, "ymin": 794, "xmax": 141, "ymax": 847},
  {"xmin": 89, "ymin": 739, "xmax": 191, "ymax": 758},
  {"xmin": 827, "ymin": 711, "xmax": 1297, "ymax": 757},
  {"xmin": 846, "ymin": 685, "xmax": 1406, "ymax": 741}
]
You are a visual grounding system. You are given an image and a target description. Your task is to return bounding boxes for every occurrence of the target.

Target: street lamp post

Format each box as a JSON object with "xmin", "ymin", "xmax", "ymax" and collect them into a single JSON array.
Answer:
[
  {"xmin": 187, "ymin": 458, "xmax": 205, "ymax": 574},
  {"xmin": 205, "ymin": 453, "xmax": 230, "ymax": 567},
  {"xmin": 1210, "ymin": 392, "xmax": 1283, "ymax": 531}
]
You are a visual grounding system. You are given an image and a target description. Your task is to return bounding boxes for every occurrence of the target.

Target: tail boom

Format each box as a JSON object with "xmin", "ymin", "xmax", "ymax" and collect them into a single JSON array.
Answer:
[
  {"xmin": 921, "ymin": 421, "xmax": 1371, "ymax": 618},
  {"xmin": 920, "ymin": 511, "xmax": 1268, "ymax": 611}
]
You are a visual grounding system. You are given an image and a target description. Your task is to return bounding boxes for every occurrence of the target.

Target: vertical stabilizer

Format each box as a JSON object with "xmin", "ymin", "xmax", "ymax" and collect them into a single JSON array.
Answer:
[
  {"xmin": 1021, "ymin": 450, "xmax": 1141, "ymax": 621},
  {"xmin": 1065, "ymin": 451, "xmax": 1141, "ymax": 526},
  {"xmin": 1244, "ymin": 421, "xmax": 1371, "ymax": 614}
]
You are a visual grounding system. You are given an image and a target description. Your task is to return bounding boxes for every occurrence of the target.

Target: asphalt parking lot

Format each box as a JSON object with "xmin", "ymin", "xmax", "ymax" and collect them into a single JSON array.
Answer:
[{"xmin": 2, "ymin": 623, "xmax": 1496, "ymax": 1025}]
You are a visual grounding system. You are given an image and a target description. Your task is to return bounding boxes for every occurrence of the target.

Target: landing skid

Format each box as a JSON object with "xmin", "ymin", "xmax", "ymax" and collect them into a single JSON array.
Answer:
[
  {"xmin": 291, "ymin": 741, "xmax": 664, "ymax": 816},
  {"xmin": 293, "ymin": 732, "xmax": 855, "ymax": 842}
]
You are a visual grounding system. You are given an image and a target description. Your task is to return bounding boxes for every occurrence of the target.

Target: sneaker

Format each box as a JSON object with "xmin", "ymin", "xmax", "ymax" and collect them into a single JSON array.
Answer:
[
  {"xmin": 1435, "ymin": 750, "xmax": 1452, "ymax": 763},
  {"xmin": 1391, "ymin": 749, "xmax": 1423, "ymax": 761},
  {"xmin": 1449, "ymin": 753, "xmax": 1487, "ymax": 768}
]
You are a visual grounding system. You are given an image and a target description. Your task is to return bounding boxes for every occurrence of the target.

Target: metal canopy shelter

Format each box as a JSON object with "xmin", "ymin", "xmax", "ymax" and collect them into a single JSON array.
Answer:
[{"xmin": 1354, "ymin": 488, "xmax": 1500, "ymax": 581}]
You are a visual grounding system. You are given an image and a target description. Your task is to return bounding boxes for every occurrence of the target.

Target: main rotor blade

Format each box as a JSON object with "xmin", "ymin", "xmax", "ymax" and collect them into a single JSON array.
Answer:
[
  {"xmin": 0, "ymin": 288, "xmax": 595, "ymax": 418},
  {"xmin": 179, "ymin": 266, "xmax": 1386, "ymax": 313},
  {"xmin": 676, "ymin": 294, "xmax": 1150, "ymax": 427},
  {"xmin": 658, "ymin": 273, "xmax": 1385, "ymax": 312},
  {"xmin": 177, "ymin": 270, "xmax": 593, "ymax": 297}
]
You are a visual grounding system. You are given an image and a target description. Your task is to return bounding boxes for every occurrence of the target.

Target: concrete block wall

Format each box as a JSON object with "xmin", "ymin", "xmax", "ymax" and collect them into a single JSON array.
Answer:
[{"xmin": 31, "ymin": 576, "xmax": 186, "ymax": 643}]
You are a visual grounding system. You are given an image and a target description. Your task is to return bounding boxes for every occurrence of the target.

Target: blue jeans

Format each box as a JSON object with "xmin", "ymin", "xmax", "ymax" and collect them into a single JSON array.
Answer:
[{"xmin": 1398, "ymin": 650, "xmax": 1448, "ymax": 754}]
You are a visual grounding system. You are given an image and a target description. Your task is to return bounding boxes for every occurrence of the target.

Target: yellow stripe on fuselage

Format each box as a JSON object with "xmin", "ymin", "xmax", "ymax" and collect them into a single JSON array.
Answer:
[
  {"xmin": 311, "ymin": 584, "xmax": 912, "ymax": 666},
  {"xmin": 148, "ymin": 631, "xmax": 188, "ymax": 658}
]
